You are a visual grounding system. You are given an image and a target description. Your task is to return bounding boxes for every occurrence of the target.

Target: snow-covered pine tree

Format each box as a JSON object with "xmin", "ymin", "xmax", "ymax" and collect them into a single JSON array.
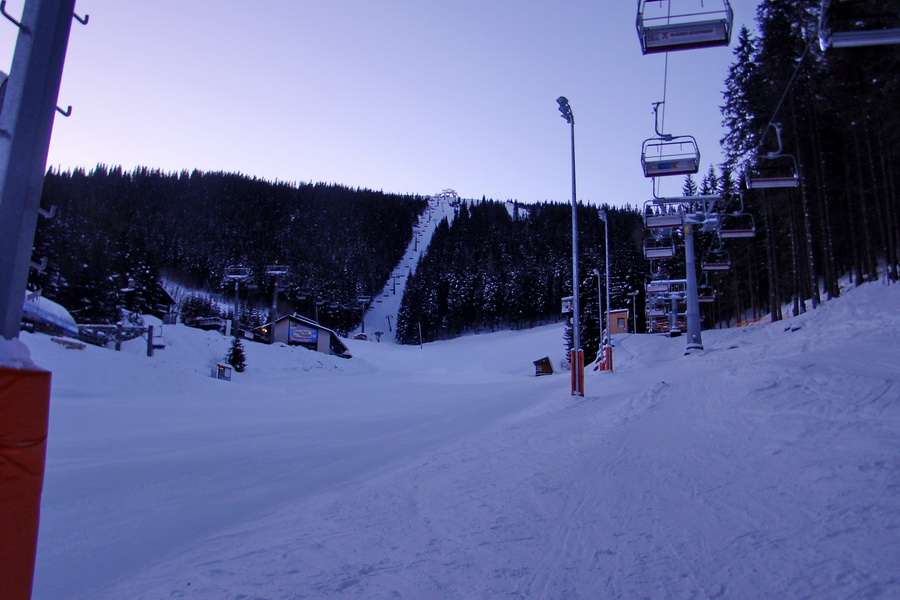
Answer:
[{"xmin": 226, "ymin": 337, "xmax": 247, "ymax": 372}]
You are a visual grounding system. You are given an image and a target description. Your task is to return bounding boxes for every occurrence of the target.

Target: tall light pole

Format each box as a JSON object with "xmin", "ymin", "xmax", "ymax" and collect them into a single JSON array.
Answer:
[
  {"xmin": 599, "ymin": 208, "xmax": 611, "ymax": 349},
  {"xmin": 628, "ymin": 290, "xmax": 639, "ymax": 333},
  {"xmin": 557, "ymin": 96, "xmax": 583, "ymax": 396},
  {"xmin": 592, "ymin": 267, "xmax": 603, "ymax": 341}
]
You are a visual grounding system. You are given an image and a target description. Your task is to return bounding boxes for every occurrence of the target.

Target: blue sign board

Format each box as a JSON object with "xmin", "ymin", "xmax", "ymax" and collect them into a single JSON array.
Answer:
[{"xmin": 289, "ymin": 322, "xmax": 318, "ymax": 344}]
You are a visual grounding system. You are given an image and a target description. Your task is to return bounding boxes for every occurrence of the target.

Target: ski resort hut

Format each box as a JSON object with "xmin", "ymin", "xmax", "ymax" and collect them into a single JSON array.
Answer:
[
  {"xmin": 262, "ymin": 314, "xmax": 349, "ymax": 357},
  {"xmin": 610, "ymin": 308, "xmax": 630, "ymax": 335}
]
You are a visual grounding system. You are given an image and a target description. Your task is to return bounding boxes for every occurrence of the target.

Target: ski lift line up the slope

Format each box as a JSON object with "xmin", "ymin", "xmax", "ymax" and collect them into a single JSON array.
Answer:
[
  {"xmin": 634, "ymin": 2, "xmax": 740, "ymax": 347},
  {"xmin": 355, "ymin": 194, "xmax": 456, "ymax": 341}
]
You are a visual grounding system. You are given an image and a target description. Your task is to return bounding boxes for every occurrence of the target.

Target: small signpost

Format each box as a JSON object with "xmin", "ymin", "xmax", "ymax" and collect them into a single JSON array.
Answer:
[{"xmin": 215, "ymin": 364, "xmax": 232, "ymax": 381}]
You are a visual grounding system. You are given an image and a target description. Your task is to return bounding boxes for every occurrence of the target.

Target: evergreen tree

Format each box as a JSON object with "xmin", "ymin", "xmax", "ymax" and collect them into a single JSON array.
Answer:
[
  {"xmin": 226, "ymin": 337, "xmax": 247, "ymax": 372},
  {"xmin": 721, "ymin": 26, "xmax": 763, "ymax": 164},
  {"xmin": 682, "ymin": 174, "xmax": 699, "ymax": 197}
]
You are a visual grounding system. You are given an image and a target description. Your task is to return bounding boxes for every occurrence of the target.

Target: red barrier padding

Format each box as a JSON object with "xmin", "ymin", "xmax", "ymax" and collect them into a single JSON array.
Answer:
[{"xmin": 0, "ymin": 367, "xmax": 52, "ymax": 600}]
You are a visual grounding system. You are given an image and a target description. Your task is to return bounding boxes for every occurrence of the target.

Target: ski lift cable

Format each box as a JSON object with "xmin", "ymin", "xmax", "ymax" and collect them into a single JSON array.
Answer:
[
  {"xmin": 756, "ymin": 37, "xmax": 814, "ymax": 157},
  {"xmin": 661, "ymin": 53, "xmax": 669, "ymax": 134}
]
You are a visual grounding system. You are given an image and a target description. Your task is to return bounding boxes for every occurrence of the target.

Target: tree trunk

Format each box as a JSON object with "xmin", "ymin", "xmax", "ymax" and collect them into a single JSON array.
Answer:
[
  {"xmin": 852, "ymin": 128, "xmax": 878, "ymax": 281},
  {"xmin": 791, "ymin": 95, "xmax": 820, "ymax": 308},
  {"xmin": 762, "ymin": 193, "xmax": 782, "ymax": 322},
  {"xmin": 810, "ymin": 102, "xmax": 839, "ymax": 298}
]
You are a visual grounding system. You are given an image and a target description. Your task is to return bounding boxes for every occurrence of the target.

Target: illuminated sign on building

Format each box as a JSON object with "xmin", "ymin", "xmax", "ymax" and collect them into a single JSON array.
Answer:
[{"xmin": 289, "ymin": 322, "xmax": 318, "ymax": 344}]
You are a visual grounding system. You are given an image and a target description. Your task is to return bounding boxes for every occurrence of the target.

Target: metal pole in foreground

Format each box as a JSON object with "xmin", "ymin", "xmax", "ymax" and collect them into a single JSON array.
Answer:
[
  {"xmin": 0, "ymin": 0, "xmax": 77, "ymax": 339},
  {"xmin": 557, "ymin": 96, "xmax": 583, "ymax": 396}
]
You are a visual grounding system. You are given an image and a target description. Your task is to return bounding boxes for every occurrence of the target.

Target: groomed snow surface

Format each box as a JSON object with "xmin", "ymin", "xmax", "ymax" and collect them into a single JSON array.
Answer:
[{"xmin": 24, "ymin": 283, "xmax": 899, "ymax": 599}]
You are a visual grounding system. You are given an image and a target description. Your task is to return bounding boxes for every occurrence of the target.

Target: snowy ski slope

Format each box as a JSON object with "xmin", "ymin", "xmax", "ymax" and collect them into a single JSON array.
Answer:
[{"xmin": 18, "ymin": 281, "xmax": 900, "ymax": 599}]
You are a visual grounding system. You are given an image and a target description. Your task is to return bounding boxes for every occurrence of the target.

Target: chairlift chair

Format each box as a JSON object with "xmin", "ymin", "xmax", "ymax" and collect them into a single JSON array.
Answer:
[
  {"xmin": 646, "ymin": 295, "xmax": 667, "ymax": 318},
  {"xmin": 697, "ymin": 284, "xmax": 716, "ymax": 303},
  {"xmin": 818, "ymin": 0, "xmax": 900, "ymax": 50},
  {"xmin": 646, "ymin": 280, "xmax": 670, "ymax": 293},
  {"xmin": 641, "ymin": 135, "xmax": 701, "ymax": 177},
  {"xmin": 718, "ymin": 213, "xmax": 756, "ymax": 239},
  {"xmin": 224, "ymin": 267, "xmax": 251, "ymax": 280},
  {"xmin": 745, "ymin": 154, "xmax": 801, "ymax": 189},
  {"xmin": 701, "ymin": 249, "xmax": 731, "ymax": 271},
  {"xmin": 266, "ymin": 264, "xmax": 289, "ymax": 276},
  {"xmin": 644, "ymin": 236, "xmax": 676, "ymax": 259},
  {"xmin": 644, "ymin": 208, "xmax": 685, "ymax": 229},
  {"xmin": 636, "ymin": 0, "xmax": 734, "ymax": 54}
]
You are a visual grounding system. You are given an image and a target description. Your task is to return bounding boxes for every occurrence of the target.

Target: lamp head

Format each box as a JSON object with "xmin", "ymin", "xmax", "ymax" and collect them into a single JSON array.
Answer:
[{"xmin": 556, "ymin": 96, "xmax": 573, "ymax": 124}]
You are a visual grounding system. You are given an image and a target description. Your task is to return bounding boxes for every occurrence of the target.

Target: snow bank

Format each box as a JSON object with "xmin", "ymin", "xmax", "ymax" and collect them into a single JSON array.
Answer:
[{"xmin": 0, "ymin": 336, "xmax": 40, "ymax": 370}]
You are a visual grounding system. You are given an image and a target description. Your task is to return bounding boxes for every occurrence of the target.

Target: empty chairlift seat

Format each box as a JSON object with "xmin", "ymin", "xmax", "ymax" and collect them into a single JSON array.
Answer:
[
  {"xmin": 643, "ymin": 200, "xmax": 685, "ymax": 228},
  {"xmin": 818, "ymin": 0, "xmax": 900, "ymax": 49},
  {"xmin": 641, "ymin": 136, "xmax": 700, "ymax": 177},
  {"xmin": 644, "ymin": 236, "xmax": 676, "ymax": 259},
  {"xmin": 697, "ymin": 284, "xmax": 716, "ymax": 303},
  {"xmin": 718, "ymin": 213, "xmax": 756, "ymax": 239},
  {"xmin": 745, "ymin": 154, "xmax": 800, "ymax": 189},
  {"xmin": 646, "ymin": 280, "xmax": 671, "ymax": 293},
  {"xmin": 646, "ymin": 297, "xmax": 668, "ymax": 318},
  {"xmin": 702, "ymin": 249, "xmax": 731, "ymax": 271},
  {"xmin": 636, "ymin": 0, "xmax": 734, "ymax": 54}
]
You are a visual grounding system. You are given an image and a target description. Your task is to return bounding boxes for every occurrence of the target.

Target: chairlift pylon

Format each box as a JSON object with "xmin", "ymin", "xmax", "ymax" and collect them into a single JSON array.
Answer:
[
  {"xmin": 636, "ymin": 0, "xmax": 734, "ymax": 54},
  {"xmin": 818, "ymin": 0, "xmax": 900, "ymax": 50}
]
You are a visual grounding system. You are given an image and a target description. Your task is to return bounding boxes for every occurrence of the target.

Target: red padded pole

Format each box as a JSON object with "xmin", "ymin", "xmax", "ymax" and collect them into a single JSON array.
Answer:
[{"xmin": 0, "ymin": 367, "xmax": 52, "ymax": 600}]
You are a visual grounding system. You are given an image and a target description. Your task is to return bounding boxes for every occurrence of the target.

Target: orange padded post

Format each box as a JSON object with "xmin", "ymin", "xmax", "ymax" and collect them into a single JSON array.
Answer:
[
  {"xmin": 0, "ymin": 367, "xmax": 52, "ymax": 600},
  {"xmin": 570, "ymin": 349, "xmax": 585, "ymax": 396}
]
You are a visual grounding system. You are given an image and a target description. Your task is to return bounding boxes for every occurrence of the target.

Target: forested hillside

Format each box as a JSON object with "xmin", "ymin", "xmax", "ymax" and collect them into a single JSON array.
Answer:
[
  {"xmin": 31, "ymin": 166, "xmax": 426, "ymax": 333},
  {"xmin": 396, "ymin": 200, "xmax": 646, "ymax": 362}
]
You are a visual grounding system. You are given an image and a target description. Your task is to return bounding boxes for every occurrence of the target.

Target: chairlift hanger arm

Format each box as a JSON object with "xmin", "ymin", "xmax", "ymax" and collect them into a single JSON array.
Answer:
[{"xmin": 652, "ymin": 101, "xmax": 670, "ymax": 139}]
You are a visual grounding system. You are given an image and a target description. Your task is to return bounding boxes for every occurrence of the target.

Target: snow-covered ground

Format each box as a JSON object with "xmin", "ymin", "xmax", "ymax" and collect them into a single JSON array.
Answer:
[
  {"xmin": 354, "ymin": 194, "xmax": 456, "ymax": 342},
  {"xmin": 21, "ymin": 282, "xmax": 900, "ymax": 599}
]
